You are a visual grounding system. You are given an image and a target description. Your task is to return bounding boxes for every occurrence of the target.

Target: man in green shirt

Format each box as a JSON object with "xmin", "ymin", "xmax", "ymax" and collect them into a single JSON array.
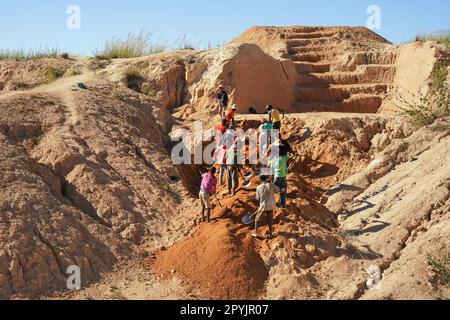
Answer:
[{"xmin": 268, "ymin": 154, "xmax": 289, "ymax": 209}]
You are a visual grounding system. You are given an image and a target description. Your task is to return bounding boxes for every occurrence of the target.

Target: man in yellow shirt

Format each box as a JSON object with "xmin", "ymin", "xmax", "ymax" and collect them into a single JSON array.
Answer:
[{"xmin": 266, "ymin": 105, "xmax": 284, "ymax": 131}]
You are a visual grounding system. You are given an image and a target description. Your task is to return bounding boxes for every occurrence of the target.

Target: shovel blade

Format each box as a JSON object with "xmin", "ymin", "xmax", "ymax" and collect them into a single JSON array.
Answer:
[
  {"xmin": 242, "ymin": 213, "xmax": 255, "ymax": 225},
  {"xmin": 243, "ymin": 181, "xmax": 252, "ymax": 188}
]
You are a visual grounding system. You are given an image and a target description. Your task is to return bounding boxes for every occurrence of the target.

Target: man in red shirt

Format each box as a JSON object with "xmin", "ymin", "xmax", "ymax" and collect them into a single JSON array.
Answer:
[
  {"xmin": 224, "ymin": 104, "xmax": 237, "ymax": 127},
  {"xmin": 214, "ymin": 119, "xmax": 228, "ymax": 135}
]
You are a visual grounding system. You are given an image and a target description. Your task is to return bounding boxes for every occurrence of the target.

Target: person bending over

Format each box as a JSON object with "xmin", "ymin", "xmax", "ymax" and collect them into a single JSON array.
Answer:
[{"xmin": 199, "ymin": 167, "xmax": 218, "ymax": 222}]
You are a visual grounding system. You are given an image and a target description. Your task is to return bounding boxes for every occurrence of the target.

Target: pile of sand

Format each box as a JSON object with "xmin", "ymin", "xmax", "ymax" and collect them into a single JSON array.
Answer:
[{"xmin": 149, "ymin": 221, "xmax": 268, "ymax": 300}]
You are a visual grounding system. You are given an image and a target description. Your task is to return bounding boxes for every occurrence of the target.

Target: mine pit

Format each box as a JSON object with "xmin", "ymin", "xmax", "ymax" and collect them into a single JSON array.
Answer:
[{"xmin": 0, "ymin": 25, "xmax": 449, "ymax": 300}]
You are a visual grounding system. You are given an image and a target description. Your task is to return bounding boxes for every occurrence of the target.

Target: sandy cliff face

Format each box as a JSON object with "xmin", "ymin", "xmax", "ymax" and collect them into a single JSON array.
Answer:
[
  {"xmin": 379, "ymin": 41, "xmax": 450, "ymax": 113},
  {"xmin": 105, "ymin": 44, "xmax": 297, "ymax": 125},
  {"xmin": 325, "ymin": 119, "xmax": 450, "ymax": 300},
  {"xmin": 0, "ymin": 66, "xmax": 198, "ymax": 298},
  {"xmin": 232, "ymin": 26, "xmax": 448, "ymax": 115}
]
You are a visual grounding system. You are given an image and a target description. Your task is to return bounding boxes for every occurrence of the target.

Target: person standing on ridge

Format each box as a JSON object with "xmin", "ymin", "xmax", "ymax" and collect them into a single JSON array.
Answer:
[
  {"xmin": 267, "ymin": 105, "xmax": 285, "ymax": 132},
  {"xmin": 217, "ymin": 85, "xmax": 229, "ymax": 117},
  {"xmin": 199, "ymin": 167, "xmax": 218, "ymax": 223}
]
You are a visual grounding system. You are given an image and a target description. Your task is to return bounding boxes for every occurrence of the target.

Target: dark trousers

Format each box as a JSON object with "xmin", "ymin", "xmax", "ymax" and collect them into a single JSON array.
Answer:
[
  {"xmin": 274, "ymin": 177, "xmax": 287, "ymax": 208},
  {"xmin": 273, "ymin": 121, "xmax": 281, "ymax": 131},
  {"xmin": 255, "ymin": 210, "xmax": 274, "ymax": 237}
]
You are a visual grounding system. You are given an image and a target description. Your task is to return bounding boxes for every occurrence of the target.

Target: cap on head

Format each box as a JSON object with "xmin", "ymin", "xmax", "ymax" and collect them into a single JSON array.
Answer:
[
  {"xmin": 266, "ymin": 104, "xmax": 273, "ymax": 111},
  {"xmin": 259, "ymin": 175, "xmax": 269, "ymax": 182},
  {"xmin": 221, "ymin": 119, "xmax": 228, "ymax": 125},
  {"xmin": 210, "ymin": 166, "xmax": 217, "ymax": 175}
]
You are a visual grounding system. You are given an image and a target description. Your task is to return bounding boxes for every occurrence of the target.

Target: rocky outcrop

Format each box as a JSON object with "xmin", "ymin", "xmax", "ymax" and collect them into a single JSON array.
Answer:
[
  {"xmin": 0, "ymin": 80, "xmax": 198, "ymax": 298},
  {"xmin": 109, "ymin": 44, "xmax": 297, "ymax": 128},
  {"xmin": 380, "ymin": 41, "xmax": 450, "ymax": 113},
  {"xmin": 322, "ymin": 119, "xmax": 450, "ymax": 299},
  {"xmin": 0, "ymin": 59, "xmax": 74, "ymax": 91},
  {"xmin": 232, "ymin": 26, "xmax": 447, "ymax": 114}
]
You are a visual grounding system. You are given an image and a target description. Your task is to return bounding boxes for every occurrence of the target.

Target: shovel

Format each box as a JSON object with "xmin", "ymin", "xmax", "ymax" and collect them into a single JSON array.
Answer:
[
  {"xmin": 213, "ymin": 194, "xmax": 223, "ymax": 208},
  {"xmin": 242, "ymin": 211, "xmax": 259, "ymax": 225},
  {"xmin": 239, "ymin": 170, "xmax": 252, "ymax": 188},
  {"xmin": 243, "ymin": 170, "xmax": 253, "ymax": 179}
]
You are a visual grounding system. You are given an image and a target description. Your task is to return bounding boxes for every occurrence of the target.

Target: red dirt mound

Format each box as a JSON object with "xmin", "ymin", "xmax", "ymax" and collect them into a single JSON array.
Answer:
[{"xmin": 149, "ymin": 221, "xmax": 268, "ymax": 300}]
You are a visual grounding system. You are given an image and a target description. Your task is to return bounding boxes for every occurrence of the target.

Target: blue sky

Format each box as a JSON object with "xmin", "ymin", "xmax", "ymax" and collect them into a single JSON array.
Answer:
[{"xmin": 0, "ymin": 0, "xmax": 448, "ymax": 55}]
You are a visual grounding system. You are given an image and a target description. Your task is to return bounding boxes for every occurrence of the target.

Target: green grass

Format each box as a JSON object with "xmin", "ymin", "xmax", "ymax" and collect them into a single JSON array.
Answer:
[
  {"xmin": 174, "ymin": 34, "xmax": 198, "ymax": 51},
  {"xmin": 69, "ymin": 69, "xmax": 82, "ymax": 76},
  {"xmin": 47, "ymin": 66, "xmax": 65, "ymax": 81},
  {"xmin": 416, "ymin": 30, "xmax": 450, "ymax": 49},
  {"xmin": 428, "ymin": 254, "xmax": 450, "ymax": 300},
  {"xmin": 399, "ymin": 62, "xmax": 450, "ymax": 128},
  {"xmin": 431, "ymin": 62, "xmax": 449, "ymax": 91},
  {"xmin": 428, "ymin": 254, "xmax": 450, "ymax": 286},
  {"xmin": 94, "ymin": 31, "xmax": 167, "ymax": 59},
  {"xmin": 0, "ymin": 46, "xmax": 60, "ymax": 61}
]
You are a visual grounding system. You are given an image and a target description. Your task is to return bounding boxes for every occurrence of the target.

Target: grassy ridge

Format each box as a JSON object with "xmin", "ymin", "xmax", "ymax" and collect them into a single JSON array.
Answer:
[
  {"xmin": 0, "ymin": 46, "xmax": 60, "ymax": 61},
  {"xmin": 416, "ymin": 30, "xmax": 450, "ymax": 49},
  {"xmin": 94, "ymin": 31, "xmax": 168, "ymax": 59}
]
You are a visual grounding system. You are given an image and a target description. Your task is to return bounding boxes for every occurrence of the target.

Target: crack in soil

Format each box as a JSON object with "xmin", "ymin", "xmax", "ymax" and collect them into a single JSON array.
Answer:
[{"xmin": 33, "ymin": 228, "xmax": 66, "ymax": 278}]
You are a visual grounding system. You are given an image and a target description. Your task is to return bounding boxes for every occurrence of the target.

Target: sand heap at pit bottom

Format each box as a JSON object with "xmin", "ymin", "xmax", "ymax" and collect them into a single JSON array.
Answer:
[{"xmin": 150, "ymin": 222, "xmax": 268, "ymax": 300}]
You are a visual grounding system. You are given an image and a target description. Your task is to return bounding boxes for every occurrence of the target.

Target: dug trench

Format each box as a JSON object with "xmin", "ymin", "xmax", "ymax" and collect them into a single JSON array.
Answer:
[{"xmin": 146, "ymin": 113, "xmax": 411, "ymax": 300}]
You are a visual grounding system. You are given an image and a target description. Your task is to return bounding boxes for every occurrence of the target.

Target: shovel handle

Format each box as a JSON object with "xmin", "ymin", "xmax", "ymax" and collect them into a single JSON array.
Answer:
[
  {"xmin": 238, "ymin": 169, "xmax": 248, "ymax": 181},
  {"xmin": 214, "ymin": 194, "xmax": 223, "ymax": 208}
]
